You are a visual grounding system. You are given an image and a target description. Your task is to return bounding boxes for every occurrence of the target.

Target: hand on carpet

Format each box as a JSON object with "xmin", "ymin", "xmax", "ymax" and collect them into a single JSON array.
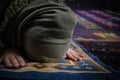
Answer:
[
  {"xmin": 0, "ymin": 49, "xmax": 26, "ymax": 68},
  {"xmin": 0, "ymin": 48, "xmax": 83, "ymax": 68},
  {"xmin": 66, "ymin": 48, "xmax": 83, "ymax": 61}
]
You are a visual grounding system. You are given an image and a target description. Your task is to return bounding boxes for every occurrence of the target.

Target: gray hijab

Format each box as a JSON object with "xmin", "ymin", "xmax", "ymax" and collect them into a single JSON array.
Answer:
[{"xmin": 3, "ymin": 0, "xmax": 77, "ymax": 62}]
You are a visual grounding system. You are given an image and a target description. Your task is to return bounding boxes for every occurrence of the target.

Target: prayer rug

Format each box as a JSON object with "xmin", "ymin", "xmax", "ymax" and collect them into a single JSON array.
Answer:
[
  {"xmin": 0, "ymin": 40, "xmax": 119, "ymax": 80},
  {"xmin": 74, "ymin": 10, "xmax": 120, "ymax": 71},
  {"xmin": 0, "ymin": 10, "xmax": 120, "ymax": 80}
]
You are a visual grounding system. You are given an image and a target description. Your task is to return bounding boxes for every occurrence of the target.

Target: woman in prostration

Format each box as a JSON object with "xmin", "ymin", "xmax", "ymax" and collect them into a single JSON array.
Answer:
[{"xmin": 0, "ymin": 0, "xmax": 83, "ymax": 68}]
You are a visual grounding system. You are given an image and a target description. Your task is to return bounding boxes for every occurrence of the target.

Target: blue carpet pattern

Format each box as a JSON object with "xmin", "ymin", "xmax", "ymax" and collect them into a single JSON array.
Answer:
[
  {"xmin": 0, "ymin": 40, "xmax": 120, "ymax": 80},
  {"xmin": 0, "ymin": 10, "xmax": 120, "ymax": 80}
]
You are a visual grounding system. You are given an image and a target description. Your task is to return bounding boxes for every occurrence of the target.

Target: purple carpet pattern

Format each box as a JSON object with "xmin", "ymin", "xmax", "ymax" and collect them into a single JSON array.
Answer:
[
  {"xmin": 73, "ymin": 10, "xmax": 120, "ymax": 71},
  {"xmin": 0, "ymin": 10, "xmax": 120, "ymax": 80}
]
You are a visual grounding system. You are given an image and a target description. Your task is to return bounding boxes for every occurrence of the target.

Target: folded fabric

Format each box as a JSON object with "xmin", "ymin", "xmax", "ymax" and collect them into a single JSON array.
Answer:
[{"xmin": 3, "ymin": 0, "xmax": 77, "ymax": 62}]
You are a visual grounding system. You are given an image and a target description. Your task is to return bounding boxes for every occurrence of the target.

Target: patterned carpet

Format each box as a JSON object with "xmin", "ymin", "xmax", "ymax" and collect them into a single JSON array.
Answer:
[
  {"xmin": 73, "ymin": 10, "xmax": 120, "ymax": 71},
  {"xmin": 0, "ymin": 40, "xmax": 119, "ymax": 80},
  {"xmin": 0, "ymin": 10, "xmax": 120, "ymax": 80}
]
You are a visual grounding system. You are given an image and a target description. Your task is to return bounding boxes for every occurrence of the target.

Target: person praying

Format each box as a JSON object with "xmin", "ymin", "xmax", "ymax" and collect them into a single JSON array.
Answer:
[{"xmin": 0, "ymin": 0, "xmax": 83, "ymax": 68}]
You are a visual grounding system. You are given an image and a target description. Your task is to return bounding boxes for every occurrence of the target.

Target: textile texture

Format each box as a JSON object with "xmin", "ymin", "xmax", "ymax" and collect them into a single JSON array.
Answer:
[
  {"xmin": 0, "ymin": 40, "xmax": 119, "ymax": 80},
  {"xmin": 0, "ymin": 8, "xmax": 120, "ymax": 80},
  {"xmin": 73, "ymin": 10, "xmax": 120, "ymax": 71}
]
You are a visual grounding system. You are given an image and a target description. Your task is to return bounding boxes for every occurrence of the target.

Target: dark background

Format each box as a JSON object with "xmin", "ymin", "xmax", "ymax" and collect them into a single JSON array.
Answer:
[{"xmin": 65, "ymin": 0, "xmax": 120, "ymax": 13}]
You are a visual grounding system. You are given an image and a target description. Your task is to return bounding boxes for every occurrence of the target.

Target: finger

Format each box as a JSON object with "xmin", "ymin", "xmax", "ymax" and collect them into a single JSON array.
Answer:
[
  {"xmin": 78, "ymin": 53, "xmax": 84, "ymax": 61},
  {"xmin": 71, "ymin": 54, "xmax": 79, "ymax": 61},
  {"xmin": 10, "ymin": 56, "xmax": 19, "ymax": 67},
  {"xmin": 66, "ymin": 53, "xmax": 77, "ymax": 61},
  {"xmin": 4, "ymin": 57, "xmax": 12, "ymax": 67},
  {"xmin": 76, "ymin": 53, "xmax": 84, "ymax": 61},
  {"xmin": 69, "ymin": 49, "xmax": 84, "ymax": 61},
  {"xmin": 79, "ymin": 57, "xmax": 83, "ymax": 61},
  {"xmin": 15, "ymin": 55, "xmax": 26, "ymax": 67},
  {"xmin": 69, "ymin": 49, "xmax": 80, "ymax": 59}
]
